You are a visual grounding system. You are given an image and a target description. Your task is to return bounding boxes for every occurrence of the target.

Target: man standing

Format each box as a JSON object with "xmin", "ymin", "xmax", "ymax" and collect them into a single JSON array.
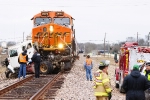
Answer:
[
  {"xmin": 18, "ymin": 50, "xmax": 28, "ymax": 79},
  {"xmin": 93, "ymin": 60, "xmax": 112, "ymax": 100},
  {"xmin": 85, "ymin": 55, "xmax": 93, "ymax": 81},
  {"xmin": 144, "ymin": 62, "xmax": 150, "ymax": 100},
  {"xmin": 31, "ymin": 49, "xmax": 41, "ymax": 78},
  {"xmin": 122, "ymin": 64, "xmax": 150, "ymax": 100}
]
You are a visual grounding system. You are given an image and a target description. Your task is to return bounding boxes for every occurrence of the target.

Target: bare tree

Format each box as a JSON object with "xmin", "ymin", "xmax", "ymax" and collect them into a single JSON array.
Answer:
[
  {"xmin": 126, "ymin": 37, "xmax": 136, "ymax": 42},
  {"xmin": 138, "ymin": 38, "xmax": 145, "ymax": 46}
]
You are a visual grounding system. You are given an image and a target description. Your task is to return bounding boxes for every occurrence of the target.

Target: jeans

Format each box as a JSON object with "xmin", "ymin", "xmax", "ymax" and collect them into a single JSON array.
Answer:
[
  {"xmin": 85, "ymin": 65, "xmax": 92, "ymax": 80},
  {"xmin": 18, "ymin": 64, "xmax": 26, "ymax": 78}
]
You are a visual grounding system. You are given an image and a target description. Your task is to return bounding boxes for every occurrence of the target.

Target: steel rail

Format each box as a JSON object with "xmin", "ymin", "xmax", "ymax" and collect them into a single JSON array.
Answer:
[
  {"xmin": 29, "ymin": 72, "xmax": 62, "ymax": 100},
  {"xmin": 0, "ymin": 75, "xmax": 34, "ymax": 96}
]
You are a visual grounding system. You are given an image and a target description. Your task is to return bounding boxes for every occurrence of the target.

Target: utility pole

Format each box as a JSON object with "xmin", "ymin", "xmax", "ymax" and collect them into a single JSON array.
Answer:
[
  {"xmin": 104, "ymin": 33, "xmax": 106, "ymax": 57},
  {"xmin": 137, "ymin": 32, "xmax": 139, "ymax": 44},
  {"xmin": 23, "ymin": 32, "xmax": 24, "ymax": 42},
  {"xmin": 148, "ymin": 32, "xmax": 150, "ymax": 47}
]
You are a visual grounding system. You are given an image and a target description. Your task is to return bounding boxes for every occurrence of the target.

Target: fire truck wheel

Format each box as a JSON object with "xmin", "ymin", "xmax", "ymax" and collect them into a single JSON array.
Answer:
[
  {"xmin": 115, "ymin": 83, "xmax": 119, "ymax": 88},
  {"xmin": 40, "ymin": 61, "xmax": 53, "ymax": 74},
  {"xmin": 119, "ymin": 84, "xmax": 125, "ymax": 93}
]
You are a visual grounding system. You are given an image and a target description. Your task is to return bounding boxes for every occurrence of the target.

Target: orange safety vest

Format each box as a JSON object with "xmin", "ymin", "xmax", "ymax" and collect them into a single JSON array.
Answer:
[
  {"xmin": 86, "ymin": 59, "xmax": 92, "ymax": 65},
  {"xmin": 19, "ymin": 54, "xmax": 27, "ymax": 63}
]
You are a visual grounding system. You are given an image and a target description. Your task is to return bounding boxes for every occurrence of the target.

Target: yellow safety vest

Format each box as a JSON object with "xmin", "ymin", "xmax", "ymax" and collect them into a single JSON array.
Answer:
[
  {"xmin": 93, "ymin": 70, "xmax": 112, "ymax": 96},
  {"xmin": 19, "ymin": 54, "xmax": 27, "ymax": 63},
  {"xmin": 144, "ymin": 71, "xmax": 150, "ymax": 81}
]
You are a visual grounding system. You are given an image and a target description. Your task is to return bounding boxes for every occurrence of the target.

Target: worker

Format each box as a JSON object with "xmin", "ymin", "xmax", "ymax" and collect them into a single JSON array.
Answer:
[
  {"xmin": 85, "ymin": 55, "xmax": 93, "ymax": 81},
  {"xmin": 93, "ymin": 60, "xmax": 112, "ymax": 100},
  {"xmin": 18, "ymin": 50, "xmax": 28, "ymax": 79},
  {"xmin": 144, "ymin": 62, "xmax": 150, "ymax": 100},
  {"xmin": 31, "ymin": 48, "xmax": 41, "ymax": 78},
  {"xmin": 122, "ymin": 64, "xmax": 150, "ymax": 100}
]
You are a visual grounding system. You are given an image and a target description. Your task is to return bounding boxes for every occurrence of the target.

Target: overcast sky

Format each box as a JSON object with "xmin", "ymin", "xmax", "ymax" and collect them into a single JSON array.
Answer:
[{"xmin": 0, "ymin": 0, "xmax": 150, "ymax": 44}]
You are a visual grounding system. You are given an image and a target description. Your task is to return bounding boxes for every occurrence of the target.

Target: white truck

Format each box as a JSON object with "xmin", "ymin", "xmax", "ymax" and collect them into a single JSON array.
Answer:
[{"xmin": 5, "ymin": 40, "xmax": 35, "ymax": 78}]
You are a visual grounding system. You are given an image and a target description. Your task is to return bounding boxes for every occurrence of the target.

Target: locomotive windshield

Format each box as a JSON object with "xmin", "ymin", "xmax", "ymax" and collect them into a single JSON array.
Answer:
[
  {"xmin": 35, "ymin": 18, "xmax": 51, "ymax": 26},
  {"xmin": 54, "ymin": 18, "xmax": 70, "ymax": 27}
]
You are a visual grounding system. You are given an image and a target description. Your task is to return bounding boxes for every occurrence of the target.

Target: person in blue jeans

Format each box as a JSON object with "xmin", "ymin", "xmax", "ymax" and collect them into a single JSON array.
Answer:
[
  {"xmin": 84, "ymin": 55, "xmax": 93, "ymax": 81},
  {"xmin": 18, "ymin": 50, "xmax": 28, "ymax": 80}
]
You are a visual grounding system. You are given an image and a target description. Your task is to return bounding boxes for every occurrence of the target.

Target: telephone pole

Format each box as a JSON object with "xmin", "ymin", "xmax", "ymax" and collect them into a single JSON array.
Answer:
[
  {"xmin": 148, "ymin": 32, "xmax": 150, "ymax": 47},
  {"xmin": 104, "ymin": 33, "xmax": 106, "ymax": 57},
  {"xmin": 137, "ymin": 32, "xmax": 139, "ymax": 44},
  {"xmin": 23, "ymin": 32, "xmax": 24, "ymax": 42}
]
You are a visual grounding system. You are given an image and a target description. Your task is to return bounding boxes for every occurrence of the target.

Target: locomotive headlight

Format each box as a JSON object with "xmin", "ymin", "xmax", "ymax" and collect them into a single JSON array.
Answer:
[
  {"xmin": 58, "ymin": 43, "xmax": 63, "ymax": 49},
  {"xmin": 49, "ymin": 26, "xmax": 53, "ymax": 33}
]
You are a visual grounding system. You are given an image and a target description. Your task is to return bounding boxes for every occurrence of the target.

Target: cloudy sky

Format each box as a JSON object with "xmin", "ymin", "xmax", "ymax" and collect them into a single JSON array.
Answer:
[{"xmin": 0, "ymin": 0, "xmax": 150, "ymax": 44}]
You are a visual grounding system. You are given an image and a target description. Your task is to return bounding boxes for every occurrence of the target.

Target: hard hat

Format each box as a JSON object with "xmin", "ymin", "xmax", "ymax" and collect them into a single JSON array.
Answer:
[
  {"xmin": 146, "ymin": 61, "xmax": 150, "ymax": 66},
  {"xmin": 99, "ymin": 60, "xmax": 110, "ymax": 67}
]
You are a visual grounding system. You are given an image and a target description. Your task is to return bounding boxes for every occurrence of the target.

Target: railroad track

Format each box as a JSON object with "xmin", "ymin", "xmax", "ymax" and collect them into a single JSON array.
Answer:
[{"xmin": 0, "ymin": 71, "xmax": 66, "ymax": 100}]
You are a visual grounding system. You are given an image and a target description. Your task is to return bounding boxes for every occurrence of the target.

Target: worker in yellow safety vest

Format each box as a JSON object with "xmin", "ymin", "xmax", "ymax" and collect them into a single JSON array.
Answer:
[
  {"xmin": 18, "ymin": 50, "xmax": 28, "ymax": 80},
  {"xmin": 144, "ymin": 62, "xmax": 150, "ymax": 99},
  {"xmin": 93, "ymin": 60, "xmax": 112, "ymax": 100}
]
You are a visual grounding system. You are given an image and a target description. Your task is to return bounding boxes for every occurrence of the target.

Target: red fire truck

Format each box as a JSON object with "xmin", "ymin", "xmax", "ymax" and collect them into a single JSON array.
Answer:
[{"xmin": 115, "ymin": 42, "xmax": 150, "ymax": 93}]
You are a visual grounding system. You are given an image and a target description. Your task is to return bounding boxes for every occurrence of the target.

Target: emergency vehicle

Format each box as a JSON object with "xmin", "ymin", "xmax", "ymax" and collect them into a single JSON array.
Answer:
[{"xmin": 115, "ymin": 42, "xmax": 150, "ymax": 93}]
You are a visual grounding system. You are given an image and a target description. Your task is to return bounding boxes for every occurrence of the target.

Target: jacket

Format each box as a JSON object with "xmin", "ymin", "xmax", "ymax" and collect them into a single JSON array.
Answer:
[
  {"xmin": 31, "ymin": 52, "xmax": 41, "ymax": 63},
  {"xmin": 93, "ymin": 69, "xmax": 112, "ymax": 96},
  {"xmin": 18, "ymin": 52, "xmax": 28, "ymax": 64},
  {"xmin": 122, "ymin": 70, "xmax": 150, "ymax": 100}
]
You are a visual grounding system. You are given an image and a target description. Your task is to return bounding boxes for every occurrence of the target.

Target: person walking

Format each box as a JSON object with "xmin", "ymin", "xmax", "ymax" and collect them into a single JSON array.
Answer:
[
  {"xmin": 31, "ymin": 48, "xmax": 41, "ymax": 78},
  {"xmin": 144, "ymin": 62, "xmax": 150, "ymax": 100},
  {"xmin": 18, "ymin": 50, "xmax": 28, "ymax": 80},
  {"xmin": 85, "ymin": 55, "xmax": 93, "ymax": 81},
  {"xmin": 93, "ymin": 60, "xmax": 112, "ymax": 100},
  {"xmin": 122, "ymin": 64, "xmax": 150, "ymax": 100}
]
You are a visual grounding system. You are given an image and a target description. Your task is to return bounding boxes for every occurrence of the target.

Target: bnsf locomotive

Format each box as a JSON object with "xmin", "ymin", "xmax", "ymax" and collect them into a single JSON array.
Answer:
[{"xmin": 31, "ymin": 11, "xmax": 79, "ymax": 74}]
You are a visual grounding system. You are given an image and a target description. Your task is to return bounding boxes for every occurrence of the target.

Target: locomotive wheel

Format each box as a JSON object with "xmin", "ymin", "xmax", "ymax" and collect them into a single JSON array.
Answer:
[
  {"xmin": 115, "ymin": 83, "xmax": 119, "ymax": 88},
  {"xmin": 40, "ymin": 61, "xmax": 53, "ymax": 74}
]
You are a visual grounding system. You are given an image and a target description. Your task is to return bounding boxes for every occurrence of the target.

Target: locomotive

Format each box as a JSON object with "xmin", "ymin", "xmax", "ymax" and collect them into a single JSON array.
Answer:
[{"xmin": 31, "ymin": 10, "xmax": 79, "ymax": 74}]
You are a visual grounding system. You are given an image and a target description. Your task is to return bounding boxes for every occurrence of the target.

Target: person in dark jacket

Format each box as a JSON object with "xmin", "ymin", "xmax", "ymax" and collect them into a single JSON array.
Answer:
[
  {"xmin": 31, "ymin": 48, "xmax": 41, "ymax": 78},
  {"xmin": 122, "ymin": 64, "xmax": 150, "ymax": 100},
  {"xmin": 18, "ymin": 50, "xmax": 28, "ymax": 79}
]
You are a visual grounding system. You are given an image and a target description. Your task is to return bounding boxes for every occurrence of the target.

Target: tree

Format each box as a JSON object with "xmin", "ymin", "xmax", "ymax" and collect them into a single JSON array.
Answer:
[{"xmin": 126, "ymin": 37, "xmax": 135, "ymax": 42}]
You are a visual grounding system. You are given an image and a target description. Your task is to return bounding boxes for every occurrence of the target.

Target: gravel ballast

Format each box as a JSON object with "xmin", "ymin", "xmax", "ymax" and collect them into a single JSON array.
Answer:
[{"xmin": 55, "ymin": 55, "xmax": 125, "ymax": 100}]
